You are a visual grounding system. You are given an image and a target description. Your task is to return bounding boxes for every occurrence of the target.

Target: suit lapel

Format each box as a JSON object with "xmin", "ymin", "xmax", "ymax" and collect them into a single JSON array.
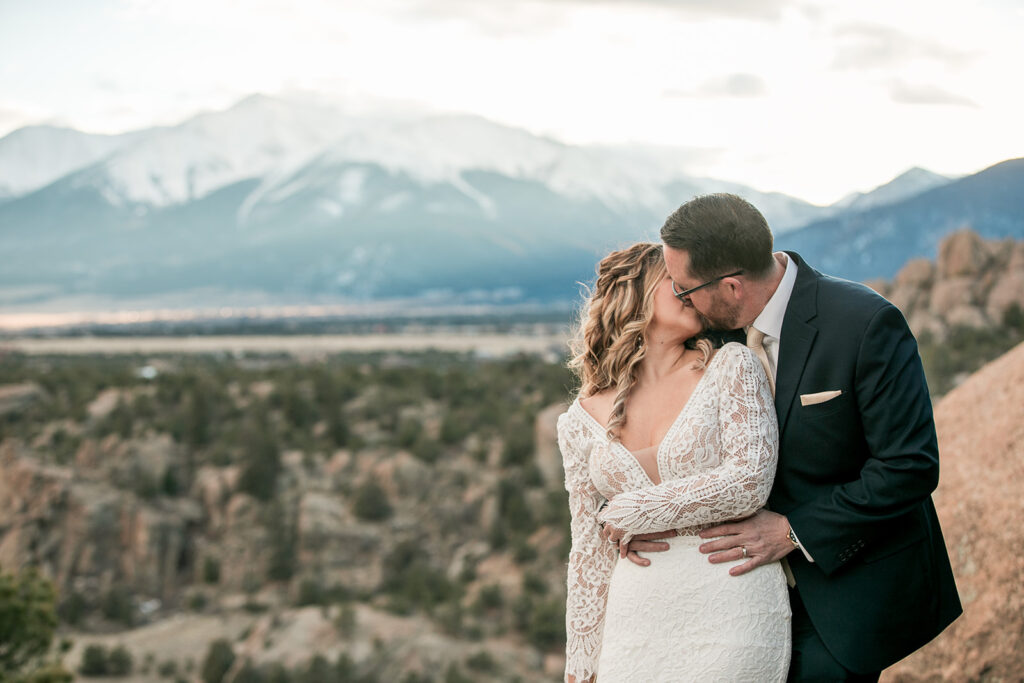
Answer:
[{"xmin": 775, "ymin": 252, "xmax": 819, "ymax": 435}]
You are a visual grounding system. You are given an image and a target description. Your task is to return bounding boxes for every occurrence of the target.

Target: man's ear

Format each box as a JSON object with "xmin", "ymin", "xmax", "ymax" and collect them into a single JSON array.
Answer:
[{"xmin": 722, "ymin": 277, "xmax": 743, "ymax": 300}]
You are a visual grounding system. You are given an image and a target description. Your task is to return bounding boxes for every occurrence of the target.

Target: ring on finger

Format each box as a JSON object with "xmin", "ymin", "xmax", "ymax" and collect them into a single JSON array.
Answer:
[{"xmin": 741, "ymin": 546, "xmax": 748, "ymax": 559}]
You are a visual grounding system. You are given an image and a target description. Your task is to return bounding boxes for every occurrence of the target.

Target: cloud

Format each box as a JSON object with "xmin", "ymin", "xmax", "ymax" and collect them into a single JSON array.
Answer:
[
  {"xmin": 402, "ymin": 0, "xmax": 790, "ymax": 32},
  {"xmin": 94, "ymin": 79, "xmax": 123, "ymax": 94},
  {"xmin": 831, "ymin": 23, "xmax": 975, "ymax": 70},
  {"xmin": 567, "ymin": 0, "xmax": 789, "ymax": 20},
  {"xmin": 665, "ymin": 73, "xmax": 768, "ymax": 99},
  {"xmin": 889, "ymin": 81, "xmax": 978, "ymax": 107}
]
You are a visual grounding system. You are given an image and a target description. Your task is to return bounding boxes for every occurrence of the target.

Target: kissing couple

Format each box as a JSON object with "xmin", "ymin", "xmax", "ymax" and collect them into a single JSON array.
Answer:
[{"xmin": 559, "ymin": 193, "xmax": 962, "ymax": 682}]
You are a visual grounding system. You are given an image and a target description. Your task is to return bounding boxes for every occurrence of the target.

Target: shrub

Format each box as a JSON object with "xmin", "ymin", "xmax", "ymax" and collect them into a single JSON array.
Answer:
[
  {"xmin": 188, "ymin": 591, "xmax": 208, "ymax": 612},
  {"xmin": 443, "ymin": 664, "xmax": 473, "ymax": 683},
  {"xmin": 396, "ymin": 418, "xmax": 422, "ymax": 448},
  {"xmin": 79, "ymin": 645, "xmax": 108, "ymax": 676},
  {"xmin": 200, "ymin": 639, "xmax": 235, "ymax": 683},
  {"xmin": 465, "ymin": 650, "xmax": 498, "ymax": 673},
  {"xmin": 381, "ymin": 541, "xmax": 459, "ymax": 614},
  {"xmin": 107, "ymin": 645, "xmax": 133, "ymax": 676},
  {"xmin": 334, "ymin": 653, "xmax": 357, "ymax": 682},
  {"xmin": 525, "ymin": 598, "xmax": 566, "ymax": 650},
  {"xmin": 232, "ymin": 661, "xmax": 265, "ymax": 683},
  {"xmin": 352, "ymin": 477, "xmax": 392, "ymax": 521},
  {"xmin": 265, "ymin": 501, "xmax": 297, "ymax": 582},
  {"xmin": 411, "ymin": 435, "xmax": 442, "ymax": 464},
  {"xmin": 57, "ymin": 589, "xmax": 89, "ymax": 626},
  {"xmin": 335, "ymin": 603, "xmax": 356, "ymax": 639},
  {"xmin": 203, "ymin": 556, "xmax": 221, "ymax": 584},
  {"xmin": 473, "ymin": 584, "xmax": 503, "ymax": 613},
  {"xmin": 501, "ymin": 418, "xmax": 534, "ymax": 466},
  {"xmin": 101, "ymin": 586, "xmax": 134, "ymax": 626},
  {"xmin": 327, "ymin": 410, "xmax": 350, "ymax": 448},
  {"xmin": 157, "ymin": 660, "xmax": 178, "ymax": 678},
  {"xmin": 264, "ymin": 662, "xmax": 292, "ymax": 683},
  {"xmin": 439, "ymin": 412, "xmax": 470, "ymax": 444},
  {"xmin": 296, "ymin": 578, "xmax": 326, "ymax": 607},
  {"xmin": 0, "ymin": 564, "xmax": 60, "ymax": 674},
  {"xmin": 238, "ymin": 427, "xmax": 282, "ymax": 502},
  {"xmin": 297, "ymin": 655, "xmax": 331, "ymax": 683}
]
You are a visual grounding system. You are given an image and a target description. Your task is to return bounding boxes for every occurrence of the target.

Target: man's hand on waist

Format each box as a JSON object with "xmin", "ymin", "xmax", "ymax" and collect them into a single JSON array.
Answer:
[{"xmin": 698, "ymin": 509, "xmax": 795, "ymax": 576}]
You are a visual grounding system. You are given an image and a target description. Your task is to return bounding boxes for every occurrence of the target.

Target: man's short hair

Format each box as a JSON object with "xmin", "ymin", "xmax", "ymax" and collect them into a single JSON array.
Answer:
[{"xmin": 660, "ymin": 193, "xmax": 775, "ymax": 281}]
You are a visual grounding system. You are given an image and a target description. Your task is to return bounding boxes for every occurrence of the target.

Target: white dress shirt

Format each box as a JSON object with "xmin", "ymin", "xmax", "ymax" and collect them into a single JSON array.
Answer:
[
  {"xmin": 747, "ymin": 253, "xmax": 815, "ymax": 564},
  {"xmin": 749, "ymin": 252, "xmax": 797, "ymax": 381}
]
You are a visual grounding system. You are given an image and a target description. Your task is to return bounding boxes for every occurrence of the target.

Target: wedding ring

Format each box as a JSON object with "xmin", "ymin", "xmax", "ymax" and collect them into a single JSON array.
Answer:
[{"xmin": 741, "ymin": 546, "xmax": 748, "ymax": 559}]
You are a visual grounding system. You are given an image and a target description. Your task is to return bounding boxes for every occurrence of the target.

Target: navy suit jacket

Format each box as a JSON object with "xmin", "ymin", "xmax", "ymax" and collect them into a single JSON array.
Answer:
[{"xmin": 770, "ymin": 252, "xmax": 961, "ymax": 673}]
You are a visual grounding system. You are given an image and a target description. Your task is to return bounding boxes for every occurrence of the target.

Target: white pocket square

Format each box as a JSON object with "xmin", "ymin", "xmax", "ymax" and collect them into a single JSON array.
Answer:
[{"xmin": 800, "ymin": 390, "xmax": 843, "ymax": 407}]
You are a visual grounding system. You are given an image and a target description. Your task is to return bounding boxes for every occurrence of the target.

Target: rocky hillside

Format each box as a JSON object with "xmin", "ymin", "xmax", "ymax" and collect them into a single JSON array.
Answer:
[
  {"xmin": 2, "ymin": 235, "xmax": 1023, "ymax": 680},
  {"xmin": 882, "ymin": 341, "xmax": 1024, "ymax": 682},
  {"xmin": 867, "ymin": 229, "xmax": 1024, "ymax": 395},
  {"xmin": 868, "ymin": 228, "xmax": 1024, "ymax": 338},
  {"xmin": 0, "ymin": 352, "xmax": 576, "ymax": 682}
]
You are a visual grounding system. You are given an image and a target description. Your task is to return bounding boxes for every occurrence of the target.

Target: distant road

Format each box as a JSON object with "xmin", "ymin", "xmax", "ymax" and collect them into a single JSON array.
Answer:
[{"xmin": 0, "ymin": 333, "xmax": 570, "ymax": 358}]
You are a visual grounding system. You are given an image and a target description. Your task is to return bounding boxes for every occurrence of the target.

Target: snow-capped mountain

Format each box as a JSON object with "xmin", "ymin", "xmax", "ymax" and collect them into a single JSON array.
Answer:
[
  {"xmin": 834, "ymin": 167, "xmax": 953, "ymax": 213},
  {"xmin": 0, "ymin": 125, "xmax": 138, "ymax": 199},
  {"xmin": 778, "ymin": 158, "xmax": 1024, "ymax": 282},
  {"xmin": 2, "ymin": 94, "xmax": 1006, "ymax": 312},
  {"xmin": 69, "ymin": 95, "xmax": 373, "ymax": 207},
  {"xmin": 0, "ymin": 95, "xmax": 823, "ymax": 228}
]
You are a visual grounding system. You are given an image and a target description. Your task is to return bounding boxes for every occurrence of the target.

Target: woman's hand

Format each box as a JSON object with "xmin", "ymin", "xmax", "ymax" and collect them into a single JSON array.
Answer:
[
  {"xmin": 600, "ymin": 521, "xmax": 630, "ymax": 558},
  {"xmin": 600, "ymin": 501, "xmax": 676, "ymax": 563}
]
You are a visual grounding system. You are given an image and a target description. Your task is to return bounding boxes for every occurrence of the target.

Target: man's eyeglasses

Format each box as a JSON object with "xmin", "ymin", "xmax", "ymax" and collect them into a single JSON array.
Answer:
[{"xmin": 671, "ymin": 270, "xmax": 744, "ymax": 302}]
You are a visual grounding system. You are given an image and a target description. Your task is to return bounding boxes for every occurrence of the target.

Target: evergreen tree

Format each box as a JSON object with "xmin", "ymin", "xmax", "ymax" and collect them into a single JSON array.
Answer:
[{"xmin": 0, "ymin": 566, "xmax": 59, "ymax": 677}]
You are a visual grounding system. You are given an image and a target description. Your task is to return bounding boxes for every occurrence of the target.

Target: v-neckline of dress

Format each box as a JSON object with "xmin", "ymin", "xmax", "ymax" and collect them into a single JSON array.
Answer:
[{"xmin": 572, "ymin": 348, "xmax": 723, "ymax": 487}]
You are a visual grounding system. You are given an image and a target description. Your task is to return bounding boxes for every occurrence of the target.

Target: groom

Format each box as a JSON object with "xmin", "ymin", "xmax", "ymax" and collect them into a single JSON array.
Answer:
[{"xmin": 624, "ymin": 193, "xmax": 961, "ymax": 681}]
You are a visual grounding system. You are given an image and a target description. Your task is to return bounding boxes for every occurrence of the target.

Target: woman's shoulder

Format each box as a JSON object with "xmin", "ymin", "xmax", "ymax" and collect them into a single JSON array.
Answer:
[
  {"xmin": 714, "ymin": 341, "xmax": 756, "ymax": 364},
  {"xmin": 708, "ymin": 341, "xmax": 762, "ymax": 378},
  {"xmin": 560, "ymin": 392, "xmax": 611, "ymax": 440},
  {"xmin": 578, "ymin": 389, "xmax": 614, "ymax": 417}
]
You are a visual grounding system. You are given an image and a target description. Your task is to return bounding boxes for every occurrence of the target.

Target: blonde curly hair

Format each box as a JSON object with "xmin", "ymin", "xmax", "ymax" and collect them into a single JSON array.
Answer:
[{"xmin": 568, "ymin": 242, "xmax": 712, "ymax": 441}]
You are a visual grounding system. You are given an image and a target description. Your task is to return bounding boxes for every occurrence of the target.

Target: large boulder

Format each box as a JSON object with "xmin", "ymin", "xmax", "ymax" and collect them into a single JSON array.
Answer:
[
  {"xmin": 882, "ymin": 342, "xmax": 1024, "ymax": 681},
  {"xmin": 535, "ymin": 402, "xmax": 568, "ymax": 489},
  {"xmin": 938, "ymin": 228, "xmax": 991, "ymax": 278}
]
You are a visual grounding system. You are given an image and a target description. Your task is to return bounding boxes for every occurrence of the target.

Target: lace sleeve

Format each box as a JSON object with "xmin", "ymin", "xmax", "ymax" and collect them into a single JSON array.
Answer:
[
  {"xmin": 597, "ymin": 344, "xmax": 779, "ymax": 538},
  {"xmin": 558, "ymin": 410, "xmax": 617, "ymax": 683}
]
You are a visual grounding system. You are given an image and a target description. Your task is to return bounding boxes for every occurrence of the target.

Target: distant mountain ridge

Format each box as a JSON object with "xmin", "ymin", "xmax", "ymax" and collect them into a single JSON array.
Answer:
[
  {"xmin": 0, "ymin": 95, "xmax": 824, "ymax": 223},
  {"xmin": 778, "ymin": 158, "xmax": 1024, "ymax": 282},
  {"xmin": 0, "ymin": 94, "xmax": 1016, "ymax": 311},
  {"xmin": 834, "ymin": 167, "xmax": 952, "ymax": 213}
]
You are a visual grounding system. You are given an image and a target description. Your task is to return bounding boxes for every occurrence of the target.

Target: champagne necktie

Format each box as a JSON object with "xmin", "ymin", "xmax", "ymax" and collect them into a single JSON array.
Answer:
[
  {"xmin": 746, "ymin": 326, "xmax": 776, "ymax": 397},
  {"xmin": 747, "ymin": 326, "xmax": 796, "ymax": 585}
]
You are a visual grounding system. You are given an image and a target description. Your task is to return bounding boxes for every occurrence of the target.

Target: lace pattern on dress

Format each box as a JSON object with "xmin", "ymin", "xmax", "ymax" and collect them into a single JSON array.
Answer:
[
  {"xmin": 557, "ymin": 343, "xmax": 779, "ymax": 682},
  {"xmin": 557, "ymin": 410, "xmax": 617, "ymax": 682}
]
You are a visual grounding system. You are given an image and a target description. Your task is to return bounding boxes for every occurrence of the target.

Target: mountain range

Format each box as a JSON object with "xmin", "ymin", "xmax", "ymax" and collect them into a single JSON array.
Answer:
[{"xmin": 0, "ymin": 94, "xmax": 1018, "ymax": 312}]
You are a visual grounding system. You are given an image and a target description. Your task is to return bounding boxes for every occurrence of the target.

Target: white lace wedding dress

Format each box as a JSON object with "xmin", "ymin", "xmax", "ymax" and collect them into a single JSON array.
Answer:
[{"xmin": 558, "ymin": 343, "xmax": 791, "ymax": 682}]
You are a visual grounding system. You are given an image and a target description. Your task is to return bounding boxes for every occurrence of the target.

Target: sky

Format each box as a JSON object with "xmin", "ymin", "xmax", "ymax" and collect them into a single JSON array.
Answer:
[{"xmin": 1, "ymin": 0, "xmax": 1022, "ymax": 205}]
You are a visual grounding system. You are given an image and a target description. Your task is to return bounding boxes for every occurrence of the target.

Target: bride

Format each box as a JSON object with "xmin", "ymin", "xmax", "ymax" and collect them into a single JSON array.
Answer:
[{"xmin": 559, "ymin": 243, "xmax": 790, "ymax": 682}]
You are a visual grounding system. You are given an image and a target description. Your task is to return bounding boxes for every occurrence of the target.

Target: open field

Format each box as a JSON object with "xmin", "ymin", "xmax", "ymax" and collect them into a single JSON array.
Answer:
[{"xmin": 0, "ymin": 332, "xmax": 570, "ymax": 358}]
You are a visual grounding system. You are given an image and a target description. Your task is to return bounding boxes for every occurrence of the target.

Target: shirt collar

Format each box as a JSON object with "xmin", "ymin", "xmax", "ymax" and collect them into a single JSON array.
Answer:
[{"xmin": 750, "ymin": 252, "xmax": 797, "ymax": 341}]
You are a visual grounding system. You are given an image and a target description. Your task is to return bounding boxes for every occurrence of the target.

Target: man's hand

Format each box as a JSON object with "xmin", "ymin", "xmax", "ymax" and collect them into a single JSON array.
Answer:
[
  {"xmin": 600, "ymin": 522, "xmax": 675, "ymax": 566},
  {"xmin": 698, "ymin": 509, "xmax": 794, "ymax": 576}
]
